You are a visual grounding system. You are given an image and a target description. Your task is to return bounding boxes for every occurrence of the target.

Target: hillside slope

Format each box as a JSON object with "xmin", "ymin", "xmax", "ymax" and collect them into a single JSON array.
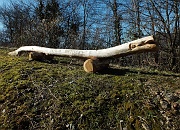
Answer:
[{"xmin": 0, "ymin": 48, "xmax": 180, "ymax": 130}]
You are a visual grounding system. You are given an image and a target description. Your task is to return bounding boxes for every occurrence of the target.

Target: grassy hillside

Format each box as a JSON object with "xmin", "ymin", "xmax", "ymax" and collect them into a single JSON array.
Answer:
[{"xmin": 0, "ymin": 47, "xmax": 180, "ymax": 130}]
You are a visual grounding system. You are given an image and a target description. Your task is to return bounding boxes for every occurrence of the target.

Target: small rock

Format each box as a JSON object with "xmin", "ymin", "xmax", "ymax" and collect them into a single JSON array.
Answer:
[
  {"xmin": 160, "ymin": 100, "xmax": 170, "ymax": 109},
  {"xmin": 172, "ymin": 102, "xmax": 179, "ymax": 110},
  {"xmin": 2, "ymin": 109, "xmax": 5, "ymax": 113},
  {"xmin": 164, "ymin": 93, "xmax": 179, "ymax": 102},
  {"xmin": 175, "ymin": 89, "xmax": 180, "ymax": 95}
]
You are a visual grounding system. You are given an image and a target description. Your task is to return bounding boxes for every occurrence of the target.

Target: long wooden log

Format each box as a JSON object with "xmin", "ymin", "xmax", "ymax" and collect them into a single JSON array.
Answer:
[{"xmin": 8, "ymin": 36, "xmax": 158, "ymax": 72}]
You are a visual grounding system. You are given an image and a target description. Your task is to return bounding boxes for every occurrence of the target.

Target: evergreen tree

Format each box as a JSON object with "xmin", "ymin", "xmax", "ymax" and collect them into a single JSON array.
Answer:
[
  {"xmin": 36, "ymin": 0, "xmax": 63, "ymax": 48},
  {"xmin": 36, "ymin": 0, "xmax": 45, "ymax": 20}
]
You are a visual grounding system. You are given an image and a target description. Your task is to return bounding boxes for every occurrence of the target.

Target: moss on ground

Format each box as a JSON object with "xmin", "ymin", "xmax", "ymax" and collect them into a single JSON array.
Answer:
[{"xmin": 0, "ymin": 48, "xmax": 180, "ymax": 130}]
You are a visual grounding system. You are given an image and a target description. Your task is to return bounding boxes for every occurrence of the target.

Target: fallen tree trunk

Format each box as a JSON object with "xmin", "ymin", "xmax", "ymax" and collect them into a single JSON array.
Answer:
[
  {"xmin": 8, "ymin": 36, "xmax": 157, "ymax": 58},
  {"xmin": 9, "ymin": 35, "xmax": 158, "ymax": 72}
]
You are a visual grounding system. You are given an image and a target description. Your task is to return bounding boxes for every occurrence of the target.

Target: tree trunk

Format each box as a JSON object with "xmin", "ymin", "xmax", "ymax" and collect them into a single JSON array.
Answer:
[{"xmin": 112, "ymin": 0, "xmax": 121, "ymax": 45}]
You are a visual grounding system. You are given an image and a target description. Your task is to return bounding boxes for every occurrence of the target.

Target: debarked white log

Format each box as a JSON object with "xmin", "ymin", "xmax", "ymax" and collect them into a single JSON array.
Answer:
[
  {"xmin": 8, "ymin": 36, "xmax": 158, "ymax": 59},
  {"xmin": 8, "ymin": 35, "xmax": 158, "ymax": 72}
]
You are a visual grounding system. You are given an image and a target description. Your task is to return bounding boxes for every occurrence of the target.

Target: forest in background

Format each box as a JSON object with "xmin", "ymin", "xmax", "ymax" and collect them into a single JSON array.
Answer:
[{"xmin": 0, "ymin": 0, "xmax": 179, "ymax": 72}]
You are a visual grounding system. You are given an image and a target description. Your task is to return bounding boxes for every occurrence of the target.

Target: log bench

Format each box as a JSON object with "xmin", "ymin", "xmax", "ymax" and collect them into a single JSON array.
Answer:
[{"xmin": 8, "ymin": 36, "xmax": 158, "ymax": 73}]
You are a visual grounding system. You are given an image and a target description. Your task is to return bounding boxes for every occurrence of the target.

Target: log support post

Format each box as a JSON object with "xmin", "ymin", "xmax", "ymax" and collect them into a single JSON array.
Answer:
[
  {"xmin": 83, "ymin": 58, "xmax": 109, "ymax": 73},
  {"xmin": 29, "ymin": 52, "xmax": 54, "ymax": 61}
]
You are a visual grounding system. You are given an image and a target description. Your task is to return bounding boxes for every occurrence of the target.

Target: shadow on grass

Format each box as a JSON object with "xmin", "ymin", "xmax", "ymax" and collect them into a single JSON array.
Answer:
[
  {"xmin": 98, "ymin": 68, "xmax": 132, "ymax": 76},
  {"xmin": 27, "ymin": 59, "xmax": 59, "ymax": 64},
  {"xmin": 59, "ymin": 61, "xmax": 82, "ymax": 66},
  {"xmin": 27, "ymin": 58, "xmax": 179, "ymax": 77},
  {"xmin": 97, "ymin": 67, "xmax": 180, "ymax": 77}
]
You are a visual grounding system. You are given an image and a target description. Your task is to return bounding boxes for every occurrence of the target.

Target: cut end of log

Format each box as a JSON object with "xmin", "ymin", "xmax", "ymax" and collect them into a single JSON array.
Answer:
[
  {"xmin": 83, "ymin": 59, "xmax": 109, "ymax": 73},
  {"xmin": 83, "ymin": 59, "xmax": 94, "ymax": 72}
]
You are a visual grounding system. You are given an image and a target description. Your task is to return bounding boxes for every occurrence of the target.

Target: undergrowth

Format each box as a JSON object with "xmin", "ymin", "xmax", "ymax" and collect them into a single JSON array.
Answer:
[{"xmin": 0, "ymin": 48, "xmax": 180, "ymax": 130}]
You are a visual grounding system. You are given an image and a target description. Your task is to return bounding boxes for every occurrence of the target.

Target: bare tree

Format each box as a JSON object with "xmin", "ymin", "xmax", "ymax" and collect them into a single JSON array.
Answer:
[{"xmin": 147, "ymin": 0, "xmax": 180, "ymax": 71}]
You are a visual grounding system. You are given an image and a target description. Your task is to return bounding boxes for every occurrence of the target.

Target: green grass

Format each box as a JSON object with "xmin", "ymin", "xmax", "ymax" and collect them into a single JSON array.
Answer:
[{"xmin": 0, "ymin": 47, "xmax": 180, "ymax": 130}]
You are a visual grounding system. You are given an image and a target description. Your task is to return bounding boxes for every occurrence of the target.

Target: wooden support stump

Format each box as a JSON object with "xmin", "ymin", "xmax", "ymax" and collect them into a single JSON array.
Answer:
[
  {"xmin": 83, "ymin": 58, "xmax": 109, "ymax": 73},
  {"xmin": 29, "ymin": 52, "xmax": 54, "ymax": 61}
]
